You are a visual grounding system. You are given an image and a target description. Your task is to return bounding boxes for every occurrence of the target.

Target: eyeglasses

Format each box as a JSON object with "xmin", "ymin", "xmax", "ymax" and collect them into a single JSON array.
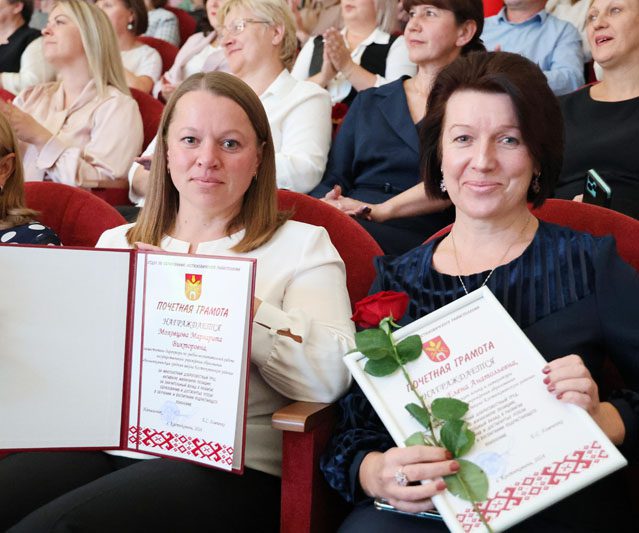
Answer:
[{"xmin": 220, "ymin": 19, "xmax": 270, "ymax": 39}]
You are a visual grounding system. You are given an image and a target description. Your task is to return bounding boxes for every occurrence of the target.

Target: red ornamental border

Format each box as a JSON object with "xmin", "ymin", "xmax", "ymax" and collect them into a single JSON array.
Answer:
[
  {"xmin": 128, "ymin": 426, "xmax": 234, "ymax": 465},
  {"xmin": 456, "ymin": 441, "xmax": 608, "ymax": 531}
]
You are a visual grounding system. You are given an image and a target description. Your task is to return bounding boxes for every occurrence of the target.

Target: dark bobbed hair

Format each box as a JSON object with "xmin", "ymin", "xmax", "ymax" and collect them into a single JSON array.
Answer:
[
  {"xmin": 149, "ymin": 0, "xmax": 167, "ymax": 8},
  {"xmin": 121, "ymin": 0, "xmax": 148, "ymax": 35},
  {"xmin": 402, "ymin": 0, "xmax": 485, "ymax": 56},
  {"xmin": 10, "ymin": 0, "xmax": 33, "ymax": 24},
  {"xmin": 421, "ymin": 51, "xmax": 563, "ymax": 208},
  {"xmin": 127, "ymin": 71, "xmax": 288, "ymax": 252}
]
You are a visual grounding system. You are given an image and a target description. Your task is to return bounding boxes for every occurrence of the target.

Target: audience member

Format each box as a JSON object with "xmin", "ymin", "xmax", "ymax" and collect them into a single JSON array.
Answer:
[
  {"xmin": 482, "ymin": 0, "xmax": 584, "ymax": 94},
  {"xmin": 98, "ymin": 0, "xmax": 162, "ymax": 93},
  {"xmin": 28, "ymin": 0, "xmax": 51, "ymax": 30},
  {"xmin": 310, "ymin": 0, "xmax": 484, "ymax": 255},
  {"xmin": 547, "ymin": 0, "xmax": 592, "ymax": 59},
  {"xmin": 0, "ymin": 112, "xmax": 59, "ymax": 244},
  {"xmin": 0, "ymin": 37, "xmax": 55, "ymax": 95},
  {"xmin": 291, "ymin": 0, "xmax": 416, "ymax": 105},
  {"xmin": 0, "ymin": 0, "xmax": 40, "ymax": 73},
  {"xmin": 130, "ymin": 0, "xmax": 332, "ymax": 203},
  {"xmin": 154, "ymin": 0, "xmax": 228, "ymax": 101},
  {"xmin": 555, "ymin": 0, "xmax": 639, "ymax": 218},
  {"xmin": 288, "ymin": 0, "xmax": 342, "ymax": 44},
  {"xmin": 0, "ymin": 71, "xmax": 353, "ymax": 532},
  {"xmin": 322, "ymin": 51, "xmax": 638, "ymax": 532},
  {"xmin": 0, "ymin": 0, "xmax": 143, "ymax": 188},
  {"xmin": 143, "ymin": 0, "xmax": 180, "ymax": 45}
]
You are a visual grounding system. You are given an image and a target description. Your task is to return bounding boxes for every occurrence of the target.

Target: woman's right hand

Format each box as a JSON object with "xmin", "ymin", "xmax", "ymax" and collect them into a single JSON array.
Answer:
[{"xmin": 359, "ymin": 446, "xmax": 459, "ymax": 514}]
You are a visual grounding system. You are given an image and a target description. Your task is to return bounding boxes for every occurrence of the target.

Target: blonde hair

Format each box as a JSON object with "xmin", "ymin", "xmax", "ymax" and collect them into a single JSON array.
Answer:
[
  {"xmin": 127, "ymin": 72, "xmax": 288, "ymax": 252},
  {"xmin": 375, "ymin": 0, "xmax": 398, "ymax": 33},
  {"xmin": 218, "ymin": 0, "xmax": 298, "ymax": 71},
  {"xmin": 55, "ymin": 0, "xmax": 129, "ymax": 96},
  {"xmin": 0, "ymin": 114, "xmax": 38, "ymax": 230}
]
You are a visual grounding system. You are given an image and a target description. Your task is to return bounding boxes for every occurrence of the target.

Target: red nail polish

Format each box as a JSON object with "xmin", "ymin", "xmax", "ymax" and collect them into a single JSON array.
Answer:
[
  {"xmin": 445, "ymin": 451, "xmax": 453, "ymax": 460},
  {"xmin": 543, "ymin": 376, "xmax": 550, "ymax": 384},
  {"xmin": 548, "ymin": 385, "xmax": 556, "ymax": 392},
  {"xmin": 436, "ymin": 480, "xmax": 447, "ymax": 491},
  {"xmin": 542, "ymin": 366, "xmax": 551, "ymax": 374},
  {"xmin": 450, "ymin": 461, "xmax": 460, "ymax": 472},
  {"xmin": 557, "ymin": 392, "xmax": 564, "ymax": 399}
]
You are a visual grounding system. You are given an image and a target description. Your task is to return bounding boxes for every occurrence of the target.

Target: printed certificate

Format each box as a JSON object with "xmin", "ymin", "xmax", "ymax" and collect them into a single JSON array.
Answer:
[
  {"xmin": 0, "ymin": 245, "xmax": 255, "ymax": 473},
  {"xmin": 344, "ymin": 287, "xmax": 627, "ymax": 532}
]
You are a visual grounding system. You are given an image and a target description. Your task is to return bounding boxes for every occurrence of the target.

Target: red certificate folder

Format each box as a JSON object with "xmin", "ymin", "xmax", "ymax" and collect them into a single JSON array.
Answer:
[{"xmin": 0, "ymin": 244, "xmax": 256, "ymax": 474}]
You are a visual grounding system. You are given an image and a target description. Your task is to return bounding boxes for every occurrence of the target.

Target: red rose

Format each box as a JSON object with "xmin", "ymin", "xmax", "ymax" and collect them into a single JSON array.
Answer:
[{"xmin": 351, "ymin": 291, "xmax": 410, "ymax": 329}]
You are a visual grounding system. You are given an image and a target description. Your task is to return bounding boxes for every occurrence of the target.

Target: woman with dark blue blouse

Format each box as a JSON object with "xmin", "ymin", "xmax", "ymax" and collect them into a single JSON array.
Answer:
[
  {"xmin": 309, "ymin": 0, "xmax": 485, "ymax": 255},
  {"xmin": 0, "ymin": 113, "xmax": 59, "ymax": 246},
  {"xmin": 321, "ymin": 51, "xmax": 638, "ymax": 532}
]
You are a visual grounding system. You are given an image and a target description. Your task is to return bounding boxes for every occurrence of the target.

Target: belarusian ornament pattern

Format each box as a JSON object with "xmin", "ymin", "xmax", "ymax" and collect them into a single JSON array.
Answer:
[
  {"xmin": 456, "ymin": 441, "xmax": 608, "ymax": 531},
  {"xmin": 128, "ymin": 425, "xmax": 234, "ymax": 465}
]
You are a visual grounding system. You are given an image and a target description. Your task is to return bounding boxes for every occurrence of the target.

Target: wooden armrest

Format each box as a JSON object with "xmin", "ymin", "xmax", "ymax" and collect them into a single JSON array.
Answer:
[{"xmin": 272, "ymin": 401, "xmax": 336, "ymax": 433}]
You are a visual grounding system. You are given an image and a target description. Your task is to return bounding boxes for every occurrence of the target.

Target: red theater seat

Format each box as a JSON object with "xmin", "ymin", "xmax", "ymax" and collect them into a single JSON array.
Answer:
[
  {"xmin": 130, "ymin": 87, "xmax": 164, "ymax": 150},
  {"xmin": 24, "ymin": 182, "xmax": 126, "ymax": 247},
  {"xmin": 273, "ymin": 191, "xmax": 383, "ymax": 533},
  {"xmin": 138, "ymin": 36, "xmax": 179, "ymax": 72},
  {"xmin": 165, "ymin": 6, "xmax": 196, "ymax": 46}
]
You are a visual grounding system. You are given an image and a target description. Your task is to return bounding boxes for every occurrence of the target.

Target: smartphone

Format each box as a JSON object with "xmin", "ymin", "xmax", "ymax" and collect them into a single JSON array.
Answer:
[
  {"xmin": 374, "ymin": 499, "xmax": 444, "ymax": 521},
  {"xmin": 583, "ymin": 169, "xmax": 612, "ymax": 208}
]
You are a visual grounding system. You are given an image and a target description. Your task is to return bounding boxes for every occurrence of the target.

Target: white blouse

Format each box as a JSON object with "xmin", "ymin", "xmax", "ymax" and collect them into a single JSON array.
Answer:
[{"xmin": 96, "ymin": 219, "xmax": 354, "ymax": 476}]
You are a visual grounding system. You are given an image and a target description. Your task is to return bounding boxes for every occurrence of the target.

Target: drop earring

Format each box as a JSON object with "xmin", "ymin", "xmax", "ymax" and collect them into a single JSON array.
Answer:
[
  {"xmin": 531, "ymin": 173, "xmax": 541, "ymax": 194},
  {"xmin": 127, "ymin": 21, "xmax": 134, "ymax": 31}
]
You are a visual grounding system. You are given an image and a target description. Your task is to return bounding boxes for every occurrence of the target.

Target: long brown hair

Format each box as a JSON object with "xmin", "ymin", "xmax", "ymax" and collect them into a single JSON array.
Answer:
[
  {"xmin": 127, "ymin": 71, "xmax": 288, "ymax": 252},
  {"xmin": 0, "ymin": 114, "xmax": 38, "ymax": 230}
]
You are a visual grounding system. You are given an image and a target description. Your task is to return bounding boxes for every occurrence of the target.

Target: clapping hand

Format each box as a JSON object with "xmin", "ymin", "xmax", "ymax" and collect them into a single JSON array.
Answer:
[
  {"xmin": 0, "ymin": 99, "xmax": 52, "ymax": 149},
  {"xmin": 323, "ymin": 27, "xmax": 354, "ymax": 75}
]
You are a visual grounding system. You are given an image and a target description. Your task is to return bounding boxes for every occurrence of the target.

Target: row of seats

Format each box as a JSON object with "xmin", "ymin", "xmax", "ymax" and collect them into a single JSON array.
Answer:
[{"xmin": 17, "ymin": 181, "xmax": 639, "ymax": 532}]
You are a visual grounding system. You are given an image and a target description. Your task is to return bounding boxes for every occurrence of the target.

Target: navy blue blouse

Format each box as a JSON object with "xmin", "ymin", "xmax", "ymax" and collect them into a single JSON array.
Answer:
[{"xmin": 321, "ymin": 221, "xmax": 639, "ymax": 529}]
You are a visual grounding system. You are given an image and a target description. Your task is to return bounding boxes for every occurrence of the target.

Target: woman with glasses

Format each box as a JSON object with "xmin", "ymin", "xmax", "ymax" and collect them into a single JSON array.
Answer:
[
  {"xmin": 218, "ymin": 0, "xmax": 332, "ymax": 192},
  {"xmin": 129, "ymin": 0, "xmax": 331, "ymax": 203}
]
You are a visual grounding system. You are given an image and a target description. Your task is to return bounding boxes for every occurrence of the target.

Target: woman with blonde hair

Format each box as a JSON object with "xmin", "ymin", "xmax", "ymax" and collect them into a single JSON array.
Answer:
[
  {"xmin": 0, "ymin": 0, "xmax": 143, "ymax": 189},
  {"xmin": 130, "ymin": 0, "xmax": 331, "ymax": 202},
  {"xmin": 0, "ymin": 113, "xmax": 59, "ymax": 245},
  {"xmin": 291, "ymin": 0, "xmax": 416, "ymax": 105},
  {"xmin": 0, "ymin": 71, "xmax": 353, "ymax": 531}
]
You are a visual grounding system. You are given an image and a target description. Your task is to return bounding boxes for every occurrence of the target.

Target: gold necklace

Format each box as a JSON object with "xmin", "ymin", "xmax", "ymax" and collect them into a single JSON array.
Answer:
[{"xmin": 450, "ymin": 216, "xmax": 533, "ymax": 295}]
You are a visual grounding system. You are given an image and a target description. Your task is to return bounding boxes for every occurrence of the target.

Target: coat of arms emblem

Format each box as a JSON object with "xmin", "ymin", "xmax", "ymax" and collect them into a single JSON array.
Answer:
[
  {"xmin": 423, "ymin": 336, "xmax": 450, "ymax": 362},
  {"xmin": 185, "ymin": 274, "xmax": 202, "ymax": 301}
]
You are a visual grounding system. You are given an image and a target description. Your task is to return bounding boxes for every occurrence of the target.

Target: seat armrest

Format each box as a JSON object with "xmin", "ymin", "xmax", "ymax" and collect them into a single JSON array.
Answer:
[{"xmin": 272, "ymin": 402, "xmax": 336, "ymax": 433}]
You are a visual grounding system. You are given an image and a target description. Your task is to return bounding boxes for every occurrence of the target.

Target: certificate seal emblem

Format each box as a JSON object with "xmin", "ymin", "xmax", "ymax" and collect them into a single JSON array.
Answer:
[
  {"xmin": 185, "ymin": 273, "xmax": 202, "ymax": 301},
  {"xmin": 423, "ymin": 336, "xmax": 450, "ymax": 362}
]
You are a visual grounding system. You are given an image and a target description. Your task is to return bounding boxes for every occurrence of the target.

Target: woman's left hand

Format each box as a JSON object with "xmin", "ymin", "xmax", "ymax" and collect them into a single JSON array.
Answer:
[
  {"xmin": 323, "ymin": 28, "xmax": 354, "ymax": 75},
  {"xmin": 544, "ymin": 355, "xmax": 626, "ymax": 443},
  {"xmin": 543, "ymin": 354, "xmax": 599, "ymax": 414},
  {"xmin": 321, "ymin": 185, "xmax": 372, "ymax": 218},
  {"xmin": 0, "ymin": 100, "xmax": 52, "ymax": 149}
]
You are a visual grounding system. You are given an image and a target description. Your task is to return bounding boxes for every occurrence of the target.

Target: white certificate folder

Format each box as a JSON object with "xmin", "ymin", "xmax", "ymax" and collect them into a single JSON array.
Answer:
[
  {"xmin": 344, "ymin": 287, "xmax": 627, "ymax": 532},
  {"xmin": 0, "ymin": 244, "xmax": 256, "ymax": 474}
]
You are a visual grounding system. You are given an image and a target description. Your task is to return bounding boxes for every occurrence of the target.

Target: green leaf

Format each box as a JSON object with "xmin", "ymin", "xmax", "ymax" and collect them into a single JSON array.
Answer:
[
  {"xmin": 355, "ymin": 329, "xmax": 393, "ymax": 360},
  {"xmin": 396, "ymin": 335, "xmax": 423, "ymax": 364},
  {"xmin": 404, "ymin": 431, "xmax": 426, "ymax": 446},
  {"xmin": 444, "ymin": 459, "xmax": 489, "ymax": 502},
  {"xmin": 431, "ymin": 398, "xmax": 469, "ymax": 421},
  {"xmin": 440, "ymin": 419, "xmax": 465, "ymax": 456},
  {"xmin": 405, "ymin": 403, "xmax": 431, "ymax": 430},
  {"xmin": 457, "ymin": 428, "xmax": 475, "ymax": 457},
  {"xmin": 364, "ymin": 356, "xmax": 399, "ymax": 377}
]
